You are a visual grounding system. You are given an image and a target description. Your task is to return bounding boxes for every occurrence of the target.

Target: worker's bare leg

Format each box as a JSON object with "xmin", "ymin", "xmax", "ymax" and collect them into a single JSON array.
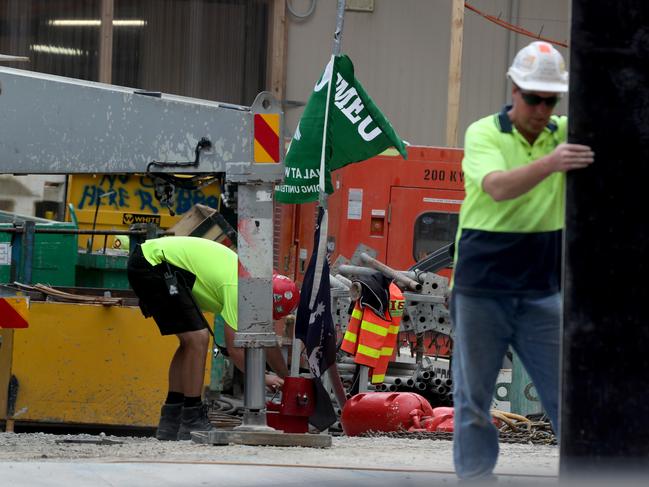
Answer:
[
  {"xmin": 172, "ymin": 328, "xmax": 210, "ymax": 396},
  {"xmin": 167, "ymin": 343, "xmax": 185, "ymax": 394},
  {"xmin": 175, "ymin": 328, "xmax": 214, "ymax": 439},
  {"xmin": 157, "ymin": 329, "xmax": 210, "ymax": 441}
]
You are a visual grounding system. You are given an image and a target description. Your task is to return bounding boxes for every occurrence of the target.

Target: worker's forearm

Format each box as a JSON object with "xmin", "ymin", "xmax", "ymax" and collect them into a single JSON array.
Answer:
[
  {"xmin": 227, "ymin": 346, "xmax": 246, "ymax": 374},
  {"xmin": 227, "ymin": 345, "xmax": 288, "ymax": 379},
  {"xmin": 482, "ymin": 155, "xmax": 553, "ymax": 201},
  {"xmin": 266, "ymin": 346, "xmax": 289, "ymax": 378}
]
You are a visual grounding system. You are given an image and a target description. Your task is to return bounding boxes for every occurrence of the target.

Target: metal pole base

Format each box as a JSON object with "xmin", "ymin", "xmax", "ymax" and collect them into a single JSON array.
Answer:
[
  {"xmin": 190, "ymin": 429, "xmax": 332, "ymax": 448},
  {"xmin": 235, "ymin": 410, "xmax": 275, "ymax": 432}
]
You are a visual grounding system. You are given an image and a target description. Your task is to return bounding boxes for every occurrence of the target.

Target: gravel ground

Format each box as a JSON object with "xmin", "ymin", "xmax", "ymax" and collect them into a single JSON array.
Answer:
[{"xmin": 0, "ymin": 432, "xmax": 559, "ymax": 477}]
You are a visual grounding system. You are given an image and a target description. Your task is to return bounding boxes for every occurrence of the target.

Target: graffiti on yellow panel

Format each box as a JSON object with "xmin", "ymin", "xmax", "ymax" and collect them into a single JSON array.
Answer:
[
  {"xmin": 71, "ymin": 174, "xmax": 219, "ymax": 217},
  {"xmin": 67, "ymin": 175, "xmax": 222, "ymax": 250}
]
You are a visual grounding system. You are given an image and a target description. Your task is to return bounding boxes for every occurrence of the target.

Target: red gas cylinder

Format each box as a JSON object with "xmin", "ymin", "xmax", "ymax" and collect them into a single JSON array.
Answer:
[
  {"xmin": 340, "ymin": 392, "xmax": 434, "ymax": 436},
  {"xmin": 266, "ymin": 376, "xmax": 315, "ymax": 434},
  {"xmin": 430, "ymin": 406, "xmax": 455, "ymax": 432},
  {"xmin": 420, "ymin": 407, "xmax": 499, "ymax": 433}
]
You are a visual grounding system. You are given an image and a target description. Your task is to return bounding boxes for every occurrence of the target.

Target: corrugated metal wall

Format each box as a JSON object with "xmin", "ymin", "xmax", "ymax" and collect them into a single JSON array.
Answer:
[
  {"xmin": 285, "ymin": 0, "xmax": 570, "ymax": 147},
  {"xmin": 0, "ymin": 0, "xmax": 269, "ymax": 217},
  {"xmin": 0, "ymin": 0, "xmax": 269, "ymax": 105},
  {"xmin": 0, "ymin": 0, "xmax": 570, "ymax": 148}
]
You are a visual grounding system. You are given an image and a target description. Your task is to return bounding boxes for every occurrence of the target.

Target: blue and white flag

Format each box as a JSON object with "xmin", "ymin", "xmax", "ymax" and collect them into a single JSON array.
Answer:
[{"xmin": 294, "ymin": 206, "xmax": 337, "ymax": 431}]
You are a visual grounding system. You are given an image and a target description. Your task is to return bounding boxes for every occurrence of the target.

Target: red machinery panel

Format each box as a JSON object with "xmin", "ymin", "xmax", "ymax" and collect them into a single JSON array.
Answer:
[
  {"xmin": 386, "ymin": 186, "xmax": 463, "ymax": 271},
  {"xmin": 275, "ymin": 146, "xmax": 465, "ymax": 283}
]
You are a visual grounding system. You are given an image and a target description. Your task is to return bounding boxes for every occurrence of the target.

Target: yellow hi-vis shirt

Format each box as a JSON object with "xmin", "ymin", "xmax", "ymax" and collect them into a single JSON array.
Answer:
[
  {"xmin": 141, "ymin": 236, "xmax": 238, "ymax": 330},
  {"xmin": 452, "ymin": 107, "xmax": 567, "ymax": 295}
]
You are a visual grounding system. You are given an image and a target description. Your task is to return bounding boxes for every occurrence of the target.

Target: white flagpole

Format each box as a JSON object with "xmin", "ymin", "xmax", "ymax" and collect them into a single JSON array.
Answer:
[
  {"xmin": 317, "ymin": 55, "xmax": 335, "ymax": 196},
  {"xmin": 320, "ymin": 0, "xmax": 348, "ymax": 409},
  {"xmin": 312, "ymin": 0, "xmax": 345, "ymax": 301}
]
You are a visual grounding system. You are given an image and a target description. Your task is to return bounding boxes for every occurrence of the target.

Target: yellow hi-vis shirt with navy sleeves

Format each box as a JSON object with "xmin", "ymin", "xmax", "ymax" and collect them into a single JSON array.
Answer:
[
  {"xmin": 453, "ymin": 106, "xmax": 567, "ymax": 295},
  {"xmin": 141, "ymin": 236, "xmax": 239, "ymax": 330}
]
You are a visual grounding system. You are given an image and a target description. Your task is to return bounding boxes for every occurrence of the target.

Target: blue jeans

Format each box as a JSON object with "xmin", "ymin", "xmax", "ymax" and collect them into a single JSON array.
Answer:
[{"xmin": 450, "ymin": 291, "xmax": 560, "ymax": 480}]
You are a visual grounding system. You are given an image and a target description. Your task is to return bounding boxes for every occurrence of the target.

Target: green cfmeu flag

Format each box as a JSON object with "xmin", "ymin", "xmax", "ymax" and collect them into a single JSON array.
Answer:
[{"xmin": 275, "ymin": 54, "xmax": 407, "ymax": 204}]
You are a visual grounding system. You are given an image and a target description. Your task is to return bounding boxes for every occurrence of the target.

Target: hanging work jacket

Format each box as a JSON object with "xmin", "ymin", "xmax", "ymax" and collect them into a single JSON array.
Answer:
[
  {"xmin": 340, "ymin": 303, "xmax": 391, "ymax": 369},
  {"xmin": 341, "ymin": 283, "xmax": 405, "ymax": 384}
]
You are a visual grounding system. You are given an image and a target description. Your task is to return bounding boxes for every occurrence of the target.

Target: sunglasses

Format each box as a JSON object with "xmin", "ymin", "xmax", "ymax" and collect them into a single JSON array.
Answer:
[{"xmin": 520, "ymin": 92, "xmax": 560, "ymax": 108}]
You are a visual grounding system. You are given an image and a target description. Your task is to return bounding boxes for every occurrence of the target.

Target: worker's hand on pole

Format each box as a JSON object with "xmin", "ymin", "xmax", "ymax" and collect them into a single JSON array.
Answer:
[
  {"xmin": 546, "ymin": 143, "xmax": 595, "ymax": 172},
  {"xmin": 265, "ymin": 373, "xmax": 284, "ymax": 391},
  {"xmin": 266, "ymin": 345, "xmax": 290, "ymax": 379}
]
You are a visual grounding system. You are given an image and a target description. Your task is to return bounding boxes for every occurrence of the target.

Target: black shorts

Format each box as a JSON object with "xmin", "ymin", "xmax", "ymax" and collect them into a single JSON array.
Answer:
[{"xmin": 127, "ymin": 244, "xmax": 209, "ymax": 336}]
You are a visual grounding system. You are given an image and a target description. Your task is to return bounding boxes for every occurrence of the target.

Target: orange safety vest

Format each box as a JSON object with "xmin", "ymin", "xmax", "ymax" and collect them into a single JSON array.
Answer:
[
  {"xmin": 350, "ymin": 306, "xmax": 391, "ymax": 368},
  {"xmin": 341, "ymin": 284, "xmax": 405, "ymax": 384}
]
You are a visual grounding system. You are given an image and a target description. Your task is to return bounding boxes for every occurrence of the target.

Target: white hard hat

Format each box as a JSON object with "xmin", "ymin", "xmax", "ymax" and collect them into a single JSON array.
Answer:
[{"xmin": 507, "ymin": 41, "xmax": 568, "ymax": 93}]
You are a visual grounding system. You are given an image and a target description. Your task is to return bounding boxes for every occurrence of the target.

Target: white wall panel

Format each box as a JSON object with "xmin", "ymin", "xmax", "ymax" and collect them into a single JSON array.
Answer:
[{"xmin": 285, "ymin": 0, "xmax": 570, "ymax": 147}]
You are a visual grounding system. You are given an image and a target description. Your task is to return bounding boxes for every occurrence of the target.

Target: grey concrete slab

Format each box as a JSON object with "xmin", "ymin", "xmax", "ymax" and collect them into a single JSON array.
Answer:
[{"xmin": 0, "ymin": 461, "xmax": 558, "ymax": 487}]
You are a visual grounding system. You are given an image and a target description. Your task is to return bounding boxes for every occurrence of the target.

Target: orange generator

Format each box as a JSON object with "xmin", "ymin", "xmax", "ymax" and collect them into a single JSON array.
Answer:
[{"xmin": 275, "ymin": 145, "xmax": 465, "ymax": 283}]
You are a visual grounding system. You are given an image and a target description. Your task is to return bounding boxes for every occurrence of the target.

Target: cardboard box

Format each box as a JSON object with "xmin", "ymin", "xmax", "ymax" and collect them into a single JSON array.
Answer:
[{"xmin": 168, "ymin": 204, "xmax": 237, "ymax": 251}]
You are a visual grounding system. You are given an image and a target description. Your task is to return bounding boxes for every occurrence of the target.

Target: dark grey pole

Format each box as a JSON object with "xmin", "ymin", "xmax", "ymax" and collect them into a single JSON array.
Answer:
[
  {"xmin": 332, "ymin": 0, "xmax": 345, "ymax": 56},
  {"xmin": 561, "ymin": 0, "xmax": 649, "ymax": 479}
]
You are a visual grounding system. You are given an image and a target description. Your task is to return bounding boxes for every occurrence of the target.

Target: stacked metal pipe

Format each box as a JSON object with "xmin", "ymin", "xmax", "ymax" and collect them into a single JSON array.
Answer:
[{"xmin": 336, "ymin": 357, "xmax": 453, "ymax": 407}]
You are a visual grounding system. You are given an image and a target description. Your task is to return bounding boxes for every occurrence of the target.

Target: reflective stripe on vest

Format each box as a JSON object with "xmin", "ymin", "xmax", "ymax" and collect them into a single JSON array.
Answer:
[
  {"xmin": 357, "ymin": 344, "xmax": 381, "ymax": 359},
  {"xmin": 360, "ymin": 319, "xmax": 389, "ymax": 337},
  {"xmin": 380, "ymin": 346, "xmax": 393, "ymax": 356},
  {"xmin": 352, "ymin": 307, "xmax": 363, "ymax": 320},
  {"xmin": 340, "ymin": 303, "xmax": 363, "ymax": 355},
  {"xmin": 343, "ymin": 330, "xmax": 358, "ymax": 343},
  {"xmin": 371, "ymin": 373, "xmax": 385, "ymax": 383},
  {"xmin": 369, "ymin": 294, "xmax": 403, "ymax": 384}
]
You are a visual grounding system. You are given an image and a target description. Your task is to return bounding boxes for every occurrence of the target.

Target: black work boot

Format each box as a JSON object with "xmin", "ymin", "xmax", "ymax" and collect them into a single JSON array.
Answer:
[
  {"xmin": 178, "ymin": 402, "xmax": 216, "ymax": 440},
  {"xmin": 156, "ymin": 403, "xmax": 183, "ymax": 441}
]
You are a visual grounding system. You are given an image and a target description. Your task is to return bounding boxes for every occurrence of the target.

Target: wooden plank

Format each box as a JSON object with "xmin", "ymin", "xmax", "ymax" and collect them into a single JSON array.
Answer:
[
  {"xmin": 269, "ymin": 0, "xmax": 288, "ymax": 103},
  {"xmin": 445, "ymin": 0, "xmax": 464, "ymax": 147},
  {"xmin": 268, "ymin": 0, "xmax": 293, "ymax": 284},
  {"xmin": 99, "ymin": 0, "xmax": 114, "ymax": 83}
]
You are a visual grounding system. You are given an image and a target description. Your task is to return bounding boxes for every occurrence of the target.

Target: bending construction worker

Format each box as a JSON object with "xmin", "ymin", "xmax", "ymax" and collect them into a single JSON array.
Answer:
[
  {"xmin": 127, "ymin": 236, "xmax": 297, "ymax": 441},
  {"xmin": 450, "ymin": 41, "xmax": 594, "ymax": 481}
]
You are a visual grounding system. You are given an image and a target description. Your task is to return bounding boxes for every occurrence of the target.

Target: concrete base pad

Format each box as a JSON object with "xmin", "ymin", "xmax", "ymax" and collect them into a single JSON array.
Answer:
[{"xmin": 191, "ymin": 429, "xmax": 332, "ymax": 448}]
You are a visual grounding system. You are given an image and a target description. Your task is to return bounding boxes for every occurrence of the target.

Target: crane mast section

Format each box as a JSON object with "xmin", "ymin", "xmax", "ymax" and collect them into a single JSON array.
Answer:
[{"xmin": 0, "ymin": 67, "xmax": 254, "ymax": 174}]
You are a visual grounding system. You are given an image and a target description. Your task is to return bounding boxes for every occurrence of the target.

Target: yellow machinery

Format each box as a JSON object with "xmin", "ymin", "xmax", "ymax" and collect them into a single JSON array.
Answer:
[
  {"xmin": 0, "ymin": 203, "xmax": 231, "ymax": 432},
  {"xmin": 0, "ymin": 66, "xmax": 287, "ymax": 443},
  {"xmin": 0, "ymin": 299, "xmax": 212, "ymax": 431},
  {"xmin": 66, "ymin": 174, "xmax": 221, "ymax": 252}
]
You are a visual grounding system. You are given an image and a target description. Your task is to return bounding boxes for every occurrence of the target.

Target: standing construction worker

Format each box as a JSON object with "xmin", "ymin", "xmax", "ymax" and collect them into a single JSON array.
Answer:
[
  {"xmin": 450, "ymin": 41, "xmax": 594, "ymax": 481},
  {"xmin": 127, "ymin": 236, "xmax": 296, "ymax": 440}
]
